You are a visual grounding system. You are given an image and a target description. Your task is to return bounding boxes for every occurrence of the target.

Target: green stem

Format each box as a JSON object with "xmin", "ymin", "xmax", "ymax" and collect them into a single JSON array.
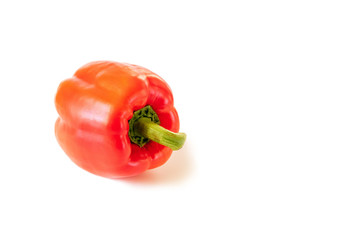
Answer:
[{"xmin": 134, "ymin": 118, "xmax": 186, "ymax": 150}]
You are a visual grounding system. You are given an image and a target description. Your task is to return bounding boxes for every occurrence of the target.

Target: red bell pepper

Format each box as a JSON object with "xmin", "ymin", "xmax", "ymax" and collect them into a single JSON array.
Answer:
[{"xmin": 55, "ymin": 61, "xmax": 186, "ymax": 178}]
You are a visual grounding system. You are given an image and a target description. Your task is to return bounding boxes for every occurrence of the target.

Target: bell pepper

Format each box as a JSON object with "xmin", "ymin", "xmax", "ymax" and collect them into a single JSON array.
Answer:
[{"xmin": 55, "ymin": 61, "xmax": 186, "ymax": 178}]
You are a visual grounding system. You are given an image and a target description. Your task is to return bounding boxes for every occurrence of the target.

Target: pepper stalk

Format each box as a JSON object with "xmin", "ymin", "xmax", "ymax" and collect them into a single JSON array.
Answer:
[{"xmin": 128, "ymin": 105, "xmax": 186, "ymax": 150}]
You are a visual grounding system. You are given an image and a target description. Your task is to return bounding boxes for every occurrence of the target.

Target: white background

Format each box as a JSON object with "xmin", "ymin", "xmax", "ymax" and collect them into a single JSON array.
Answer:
[{"xmin": 0, "ymin": 0, "xmax": 359, "ymax": 239}]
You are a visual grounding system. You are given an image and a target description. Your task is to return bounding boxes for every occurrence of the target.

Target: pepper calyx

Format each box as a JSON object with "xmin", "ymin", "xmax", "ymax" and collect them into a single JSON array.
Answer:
[{"xmin": 128, "ymin": 105, "xmax": 160, "ymax": 147}]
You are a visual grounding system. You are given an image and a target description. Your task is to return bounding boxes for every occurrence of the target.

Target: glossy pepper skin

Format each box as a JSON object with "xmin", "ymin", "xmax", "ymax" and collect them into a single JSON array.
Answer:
[{"xmin": 55, "ymin": 61, "xmax": 181, "ymax": 178}]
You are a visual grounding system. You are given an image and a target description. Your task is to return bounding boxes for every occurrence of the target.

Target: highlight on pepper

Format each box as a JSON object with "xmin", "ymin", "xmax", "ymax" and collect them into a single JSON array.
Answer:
[{"xmin": 54, "ymin": 61, "xmax": 186, "ymax": 178}]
